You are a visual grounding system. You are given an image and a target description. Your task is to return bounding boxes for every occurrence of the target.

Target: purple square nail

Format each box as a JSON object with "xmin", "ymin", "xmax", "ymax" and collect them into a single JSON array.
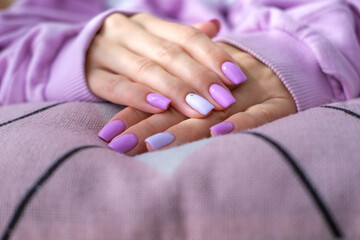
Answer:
[{"xmin": 98, "ymin": 120, "xmax": 126, "ymax": 142}]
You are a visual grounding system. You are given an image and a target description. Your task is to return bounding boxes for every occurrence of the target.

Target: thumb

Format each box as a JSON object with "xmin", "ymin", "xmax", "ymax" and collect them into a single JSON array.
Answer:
[{"xmin": 192, "ymin": 19, "xmax": 221, "ymax": 38}]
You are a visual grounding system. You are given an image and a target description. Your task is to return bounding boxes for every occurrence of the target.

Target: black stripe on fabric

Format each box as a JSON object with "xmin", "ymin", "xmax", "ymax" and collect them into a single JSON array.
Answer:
[
  {"xmin": 321, "ymin": 105, "xmax": 360, "ymax": 120},
  {"xmin": 245, "ymin": 131, "xmax": 344, "ymax": 238},
  {"xmin": 0, "ymin": 102, "xmax": 65, "ymax": 128},
  {"xmin": 1, "ymin": 145, "xmax": 101, "ymax": 240}
]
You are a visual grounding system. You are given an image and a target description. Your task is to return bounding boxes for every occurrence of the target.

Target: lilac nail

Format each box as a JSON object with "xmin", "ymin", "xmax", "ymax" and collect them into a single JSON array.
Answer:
[
  {"xmin": 108, "ymin": 134, "xmax": 138, "ymax": 153},
  {"xmin": 147, "ymin": 93, "xmax": 172, "ymax": 110},
  {"xmin": 210, "ymin": 122, "xmax": 234, "ymax": 136},
  {"xmin": 209, "ymin": 84, "xmax": 236, "ymax": 108},
  {"xmin": 145, "ymin": 132, "xmax": 175, "ymax": 150},
  {"xmin": 221, "ymin": 62, "xmax": 247, "ymax": 84},
  {"xmin": 98, "ymin": 120, "xmax": 126, "ymax": 142}
]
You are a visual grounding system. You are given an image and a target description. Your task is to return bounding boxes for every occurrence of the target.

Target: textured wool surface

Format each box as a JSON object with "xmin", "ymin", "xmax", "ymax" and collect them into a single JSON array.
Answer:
[{"xmin": 0, "ymin": 100, "xmax": 359, "ymax": 240}]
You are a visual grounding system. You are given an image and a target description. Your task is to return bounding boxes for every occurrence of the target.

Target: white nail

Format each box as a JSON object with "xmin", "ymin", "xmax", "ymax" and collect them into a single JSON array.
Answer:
[{"xmin": 185, "ymin": 93, "xmax": 214, "ymax": 115}]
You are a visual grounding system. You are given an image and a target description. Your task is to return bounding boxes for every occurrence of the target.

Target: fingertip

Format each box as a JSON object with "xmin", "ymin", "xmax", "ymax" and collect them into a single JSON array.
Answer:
[
  {"xmin": 108, "ymin": 133, "xmax": 138, "ymax": 154},
  {"xmin": 209, "ymin": 83, "xmax": 236, "ymax": 109},
  {"xmin": 192, "ymin": 20, "xmax": 220, "ymax": 38},
  {"xmin": 146, "ymin": 93, "xmax": 172, "ymax": 110},
  {"xmin": 209, "ymin": 122, "xmax": 234, "ymax": 137},
  {"xmin": 221, "ymin": 62, "xmax": 247, "ymax": 85},
  {"xmin": 98, "ymin": 120, "xmax": 126, "ymax": 142},
  {"xmin": 145, "ymin": 132, "xmax": 175, "ymax": 151},
  {"xmin": 185, "ymin": 93, "xmax": 215, "ymax": 116},
  {"xmin": 209, "ymin": 19, "xmax": 221, "ymax": 33},
  {"xmin": 145, "ymin": 142, "xmax": 154, "ymax": 152}
]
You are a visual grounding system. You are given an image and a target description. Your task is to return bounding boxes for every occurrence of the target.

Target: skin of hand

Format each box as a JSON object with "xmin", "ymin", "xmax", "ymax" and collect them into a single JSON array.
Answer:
[
  {"xmin": 86, "ymin": 13, "xmax": 243, "ymax": 118},
  {"xmin": 0, "ymin": 0, "xmax": 15, "ymax": 9},
  {"xmin": 100, "ymin": 43, "xmax": 297, "ymax": 156}
]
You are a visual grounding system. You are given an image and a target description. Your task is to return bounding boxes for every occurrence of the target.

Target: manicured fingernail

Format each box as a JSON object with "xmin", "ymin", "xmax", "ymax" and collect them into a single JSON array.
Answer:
[
  {"xmin": 210, "ymin": 122, "xmax": 234, "ymax": 136},
  {"xmin": 147, "ymin": 93, "xmax": 172, "ymax": 110},
  {"xmin": 98, "ymin": 120, "xmax": 126, "ymax": 142},
  {"xmin": 185, "ymin": 93, "xmax": 214, "ymax": 115},
  {"xmin": 145, "ymin": 132, "xmax": 175, "ymax": 150},
  {"xmin": 108, "ymin": 134, "xmax": 138, "ymax": 153},
  {"xmin": 209, "ymin": 19, "xmax": 221, "ymax": 32},
  {"xmin": 209, "ymin": 84, "xmax": 236, "ymax": 108},
  {"xmin": 221, "ymin": 62, "xmax": 247, "ymax": 84}
]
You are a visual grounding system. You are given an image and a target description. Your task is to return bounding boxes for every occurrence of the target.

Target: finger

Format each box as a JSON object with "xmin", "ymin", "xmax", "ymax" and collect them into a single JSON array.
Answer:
[
  {"xmin": 210, "ymin": 98, "xmax": 297, "ymax": 136},
  {"xmin": 94, "ymin": 42, "xmax": 217, "ymax": 118},
  {"xmin": 88, "ymin": 69, "xmax": 172, "ymax": 113},
  {"xmin": 107, "ymin": 107, "xmax": 187, "ymax": 155},
  {"xmin": 98, "ymin": 107, "xmax": 152, "ymax": 143},
  {"xmin": 145, "ymin": 110, "xmax": 228, "ymax": 152},
  {"xmin": 131, "ymin": 13, "xmax": 247, "ymax": 86},
  {"xmin": 144, "ymin": 86, "xmax": 272, "ymax": 152},
  {"xmin": 192, "ymin": 19, "xmax": 221, "ymax": 38},
  {"xmin": 105, "ymin": 84, "xmax": 265, "ymax": 154},
  {"xmin": 104, "ymin": 15, "xmax": 235, "ymax": 112},
  {"xmin": 104, "ymin": 78, "xmax": 266, "ymax": 154}
]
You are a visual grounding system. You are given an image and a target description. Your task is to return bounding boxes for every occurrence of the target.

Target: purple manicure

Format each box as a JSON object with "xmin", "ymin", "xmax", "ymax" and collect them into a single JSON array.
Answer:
[
  {"xmin": 209, "ymin": 84, "xmax": 236, "ymax": 108},
  {"xmin": 210, "ymin": 122, "xmax": 234, "ymax": 136},
  {"xmin": 108, "ymin": 134, "xmax": 138, "ymax": 153},
  {"xmin": 221, "ymin": 62, "xmax": 247, "ymax": 84},
  {"xmin": 147, "ymin": 93, "xmax": 172, "ymax": 110},
  {"xmin": 145, "ymin": 132, "xmax": 175, "ymax": 150},
  {"xmin": 98, "ymin": 120, "xmax": 126, "ymax": 142}
]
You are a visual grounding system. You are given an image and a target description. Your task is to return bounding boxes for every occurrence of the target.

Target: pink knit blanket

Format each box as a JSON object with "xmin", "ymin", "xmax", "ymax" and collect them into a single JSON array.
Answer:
[{"xmin": 0, "ymin": 100, "xmax": 359, "ymax": 239}]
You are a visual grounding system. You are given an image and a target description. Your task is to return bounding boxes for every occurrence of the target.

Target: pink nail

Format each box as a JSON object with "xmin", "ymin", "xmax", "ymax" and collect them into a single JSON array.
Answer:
[
  {"xmin": 210, "ymin": 122, "xmax": 234, "ymax": 136},
  {"xmin": 147, "ymin": 93, "xmax": 171, "ymax": 110},
  {"xmin": 108, "ymin": 134, "xmax": 138, "ymax": 153},
  {"xmin": 221, "ymin": 62, "xmax": 247, "ymax": 84},
  {"xmin": 209, "ymin": 84, "xmax": 236, "ymax": 108},
  {"xmin": 209, "ymin": 19, "xmax": 221, "ymax": 32},
  {"xmin": 98, "ymin": 120, "xmax": 126, "ymax": 142}
]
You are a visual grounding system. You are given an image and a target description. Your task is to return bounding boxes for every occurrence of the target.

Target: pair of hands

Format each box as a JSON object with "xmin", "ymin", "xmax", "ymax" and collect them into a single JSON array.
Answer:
[{"xmin": 87, "ymin": 13, "xmax": 297, "ymax": 156}]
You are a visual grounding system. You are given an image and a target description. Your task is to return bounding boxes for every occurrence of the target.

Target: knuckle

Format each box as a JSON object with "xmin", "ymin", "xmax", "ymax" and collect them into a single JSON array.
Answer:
[
  {"xmin": 155, "ymin": 43, "xmax": 183, "ymax": 60},
  {"xmin": 257, "ymin": 106, "xmax": 274, "ymax": 123},
  {"xmin": 245, "ymin": 114, "xmax": 258, "ymax": 129},
  {"xmin": 179, "ymin": 26, "xmax": 203, "ymax": 42},
  {"xmin": 239, "ymin": 53, "xmax": 259, "ymax": 70},
  {"xmin": 165, "ymin": 78, "xmax": 187, "ymax": 97},
  {"xmin": 103, "ymin": 77, "xmax": 120, "ymax": 99},
  {"xmin": 189, "ymin": 69, "xmax": 217, "ymax": 86},
  {"xmin": 135, "ymin": 58, "xmax": 157, "ymax": 76},
  {"xmin": 143, "ymin": 120, "xmax": 160, "ymax": 134},
  {"xmin": 204, "ymin": 46, "xmax": 228, "ymax": 61},
  {"xmin": 104, "ymin": 13, "xmax": 127, "ymax": 29}
]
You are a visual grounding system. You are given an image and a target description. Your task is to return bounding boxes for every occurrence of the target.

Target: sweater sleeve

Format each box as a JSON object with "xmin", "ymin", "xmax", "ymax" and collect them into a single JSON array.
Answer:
[
  {"xmin": 0, "ymin": 0, "xmax": 119, "ymax": 105},
  {"xmin": 213, "ymin": 0, "xmax": 360, "ymax": 111}
]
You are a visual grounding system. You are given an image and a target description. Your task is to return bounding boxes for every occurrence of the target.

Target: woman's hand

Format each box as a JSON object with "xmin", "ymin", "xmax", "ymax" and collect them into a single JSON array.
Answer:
[
  {"xmin": 98, "ymin": 43, "xmax": 297, "ymax": 155},
  {"xmin": 86, "ymin": 13, "xmax": 247, "ymax": 117}
]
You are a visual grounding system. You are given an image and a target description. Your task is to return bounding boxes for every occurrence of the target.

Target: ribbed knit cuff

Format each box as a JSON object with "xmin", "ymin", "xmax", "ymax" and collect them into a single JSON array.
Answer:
[{"xmin": 215, "ymin": 30, "xmax": 335, "ymax": 111}]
